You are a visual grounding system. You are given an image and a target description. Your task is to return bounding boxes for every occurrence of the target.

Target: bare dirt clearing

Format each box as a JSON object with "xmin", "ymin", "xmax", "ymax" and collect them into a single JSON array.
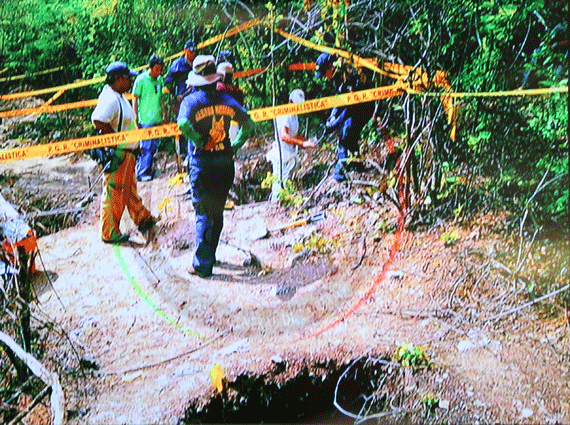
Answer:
[{"xmin": 1, "ymin": 143, "xmax": 569, "ymax": 424}]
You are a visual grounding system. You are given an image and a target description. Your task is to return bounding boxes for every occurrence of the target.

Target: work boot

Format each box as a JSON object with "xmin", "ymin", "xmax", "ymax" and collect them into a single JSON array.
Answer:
[
  {"xmin": 138, "ymin": 216, "xmax": 158, "ymax": 233},
  {"xmin": 333, "ymin": 161, "xmax": 347, "ymax": 182},
  {"xmin": 102, "ymin": 234, "xmax": 130, "ymax": 244},
  {"xmin": 188, "ymin": 265, "xmax": 212, "ymax": 279}
]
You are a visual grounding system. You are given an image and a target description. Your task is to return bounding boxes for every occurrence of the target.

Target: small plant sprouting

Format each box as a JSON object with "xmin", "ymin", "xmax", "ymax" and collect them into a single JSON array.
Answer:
[
  {"xmin": 292, "ymin": 234, "xmax": 338, "ymax": 255},
  {"xmin": 261, "ymin": 173, "xmax": 305, "ymax": 206},
  {"xmin": 392, "ymin": 343, "xmax": 431, "ymax": 369},
  {"xmin": 422, "ymin": 393, "xmax": 439, "ymax": 412},
  {"xmin": 440, "ymin": 230, "xmax": 460, "ymax": 246}
]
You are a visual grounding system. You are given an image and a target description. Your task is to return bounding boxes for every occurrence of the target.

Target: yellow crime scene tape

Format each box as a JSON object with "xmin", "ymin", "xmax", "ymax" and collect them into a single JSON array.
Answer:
[
  {"xmin": 250, "ymin": 82, "xmax": 405, "ymax": 122},
  {"xmin": 0, "ymin": 66, "xmax": 64, "ymax": 83},
  {"xmin": 408, "ymin": 85, "xmax": 568, "ymax": 98},
  {"xmin": 0, "ymin": 76, "xmax": 105, "ymax": 101},
  {"xmin": 2, "ymin": 81, "xmax": 567, "ymax": 163},
  {"xmin": 0, "ymin": 99, "xmax": 98, "ymax": 119},
  {"xmin": 0, "ymin": 124, "xmax": 181, "ymax": 163}
]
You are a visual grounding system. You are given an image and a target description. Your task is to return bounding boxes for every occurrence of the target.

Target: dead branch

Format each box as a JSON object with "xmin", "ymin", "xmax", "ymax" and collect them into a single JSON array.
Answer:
[
  {"xmin": 0, "ymin": 331, "xmax": 65, "ymax": 425},
  {"xmin": 334, "ymin": 357, "xmax": 405, "ymax": 423},
  {"xmin": 352, "ymin": 234, "xmax": 367, "ymax": 270},
  {"xmin": 295, "ymin": 163, "xmax": 334, "ymax": 213},
  {"xmin": 25, "ymin": 206, "xmax": 84, "ymax": 219},
  {"xmin": 6, "ymin": 384, "xmax": 50, "ymax": 425},
  {"xmin": 485, "ymin": 284, "xmax": 570, "ymax": 322}
]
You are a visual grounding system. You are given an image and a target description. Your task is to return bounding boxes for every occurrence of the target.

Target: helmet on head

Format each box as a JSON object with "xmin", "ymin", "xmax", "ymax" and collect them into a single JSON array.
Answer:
[{"xmin": 289, "ymin": 89, "xmax": 305, "ymax": 103}]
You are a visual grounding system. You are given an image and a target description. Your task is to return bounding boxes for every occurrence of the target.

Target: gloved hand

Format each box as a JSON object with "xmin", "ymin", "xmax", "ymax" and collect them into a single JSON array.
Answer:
[
  {"xmin": 302, "ymin": 137, "xmax": 318, "ymax": 148},
  {"xmin": 231, "ymin": 117, "xmax": 255, "ymax": 155}
]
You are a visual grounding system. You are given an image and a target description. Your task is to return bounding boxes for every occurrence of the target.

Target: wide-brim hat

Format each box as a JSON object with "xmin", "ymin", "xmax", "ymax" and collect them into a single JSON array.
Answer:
[{"xmin": 186, "ymin": 55, "xmax": 222, "ymax": 87}]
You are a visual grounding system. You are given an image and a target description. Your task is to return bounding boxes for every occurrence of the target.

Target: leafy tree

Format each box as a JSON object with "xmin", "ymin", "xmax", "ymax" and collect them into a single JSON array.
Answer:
[{"xmin": 0, "ymin": 0, "xmax": 567, "ymax": 227}]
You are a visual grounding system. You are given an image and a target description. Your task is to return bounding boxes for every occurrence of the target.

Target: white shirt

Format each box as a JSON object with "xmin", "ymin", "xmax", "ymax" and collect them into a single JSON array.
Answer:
[
  {"xmin": 272, "ymin": 114, "xmax": 298, "ymax": 160},
  {"xmin": 91, "ymin": 85, "xmax": 138, "ymax": 149}
]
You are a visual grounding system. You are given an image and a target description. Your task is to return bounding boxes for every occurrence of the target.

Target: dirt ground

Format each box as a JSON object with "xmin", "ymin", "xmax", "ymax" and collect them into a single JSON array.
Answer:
[{"xmin": 1, "ymin": 131, "xmax": 569, "ymax": 424}]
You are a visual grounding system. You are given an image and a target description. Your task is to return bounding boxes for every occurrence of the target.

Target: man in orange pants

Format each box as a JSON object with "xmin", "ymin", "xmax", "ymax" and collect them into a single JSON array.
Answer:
[{"xmin": 92, "ymin": 61, "xmax": 157, "ymax": 244}]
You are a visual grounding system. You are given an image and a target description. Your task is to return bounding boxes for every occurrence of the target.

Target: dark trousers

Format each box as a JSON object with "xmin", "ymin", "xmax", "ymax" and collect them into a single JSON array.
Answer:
[
  {"xmin": 189, "ymin": 153, "xmax": 235, "ymax": 276},
  {"xmin": 334, "ymin": 117, "xmax": 364, "ymax": 180}
]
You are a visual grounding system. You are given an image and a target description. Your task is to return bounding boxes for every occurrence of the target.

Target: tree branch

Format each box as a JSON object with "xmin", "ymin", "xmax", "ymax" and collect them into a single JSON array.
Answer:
[{"xmin": 0, "ymin": 331, "xmax": 65, "ymax": 425}]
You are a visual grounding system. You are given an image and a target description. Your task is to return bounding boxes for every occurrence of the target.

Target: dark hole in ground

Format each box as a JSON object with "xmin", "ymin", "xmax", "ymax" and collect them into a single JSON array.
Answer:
[{"xmin": 181, "ymin": 357, "xmax": 390, "ymax": 424}]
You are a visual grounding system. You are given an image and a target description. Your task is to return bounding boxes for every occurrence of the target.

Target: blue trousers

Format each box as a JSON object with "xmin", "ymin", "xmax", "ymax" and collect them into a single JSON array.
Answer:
[
  {"xmin": 136, "ymin": 123, "xmax": 159, "ymax": 180},
  {"xmin": 189, "ymin": 153, "xmax": 235, "ymax": 276}
]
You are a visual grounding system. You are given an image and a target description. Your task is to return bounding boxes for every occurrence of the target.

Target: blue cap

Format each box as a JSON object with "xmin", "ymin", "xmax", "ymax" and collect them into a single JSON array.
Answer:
[
  {"xmin": 315, "ymin": 53, "xmax": 334, "ymax": 78},
  {"xmin": 216, "ymin": 49, "xmax": 233, "ymax": 64},
  {"xmin": 184, "ymin": 40, "xmax": 197, "ymax": 51},
  {"xmin": 105, "ymin": 61, "xmax": 137, "ymax": 77}
]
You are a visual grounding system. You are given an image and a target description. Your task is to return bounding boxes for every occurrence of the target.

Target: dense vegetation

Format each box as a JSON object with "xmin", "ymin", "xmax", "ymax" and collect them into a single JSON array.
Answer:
[{"xmin": 1, "ymin": 0, "xmax": 566, "ymax": 230}]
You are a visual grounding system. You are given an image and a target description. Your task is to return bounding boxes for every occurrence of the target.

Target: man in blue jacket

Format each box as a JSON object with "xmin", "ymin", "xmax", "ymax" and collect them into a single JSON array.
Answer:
[
  {"xmin": 165, "ymin": 39, "xmax": 197, "ymax": 102},
  {"xmin": 177, "ymin": 55, "xmax": 254, "ymax": 278},
  {"xmin": 165, "ymin": 40, "xmax": 197, "ymax": 165},
  {"xmin": 324, "ymin": 72, "xmax": 375, "ymax": 181}
]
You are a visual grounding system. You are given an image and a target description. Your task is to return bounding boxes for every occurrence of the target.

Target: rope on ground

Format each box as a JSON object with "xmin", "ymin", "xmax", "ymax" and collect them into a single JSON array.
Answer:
[{"xmin": 96, "ymin": 330, "xmax": 230, "ymax": 376}]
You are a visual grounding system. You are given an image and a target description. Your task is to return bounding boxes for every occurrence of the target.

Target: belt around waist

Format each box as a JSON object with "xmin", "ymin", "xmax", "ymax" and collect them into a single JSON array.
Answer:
[{"xmin": 192, "ymin": 148, "xmax": 231, "ymax": 157}]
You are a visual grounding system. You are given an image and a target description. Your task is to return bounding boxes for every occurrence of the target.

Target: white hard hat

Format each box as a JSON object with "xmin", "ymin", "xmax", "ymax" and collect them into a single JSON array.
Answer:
[
  {"xmin": 289, "ymin": 88, "xmax": 305, "ymax": 103},
  {"xmin": 217, "ymin": 61, "xmax": 234, "ymax": 76}
]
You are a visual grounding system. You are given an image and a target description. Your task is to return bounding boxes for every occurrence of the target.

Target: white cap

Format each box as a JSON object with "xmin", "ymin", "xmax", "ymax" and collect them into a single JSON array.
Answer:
[
  {"xmin": 217, "ymin": 61, "xmax": 234, "ymax": 76},
  {"xmin": 289, "ymin": 88, "xmax": 305, "ymax": 103}
]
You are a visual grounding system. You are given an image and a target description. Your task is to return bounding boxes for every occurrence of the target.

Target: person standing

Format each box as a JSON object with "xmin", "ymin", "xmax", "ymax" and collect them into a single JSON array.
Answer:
[
  {"xmin": 177, "ymin": 55, "xmax": 254, "ymax": 278},
  {"xmin": 165, "ymin": 39, "xmax": 198, "ymax": 164},
  {"xmin": 132, "ymin": 53, "xmax": 166, "ymax": 181},
  {"xmin": 266, "ymin": 89, "xmax": 316, "ymax": 201},
  {"xmin": 216, "ymin": 61, "xmax": 244, "ymax": 144},
  {"xmin": 324, "ymin": 72, "xmax": 375, "ymax": 181},
  {"xmin": 165, "ymin": 39, "xmax": 197, "ymax": 103},
  {"xmin": 91, "ymin": 61, "xmax": 157, "ymax": 244},
  {"xmin": 216, "ymin": 61, "xmax": 244, "ymax": 105}
]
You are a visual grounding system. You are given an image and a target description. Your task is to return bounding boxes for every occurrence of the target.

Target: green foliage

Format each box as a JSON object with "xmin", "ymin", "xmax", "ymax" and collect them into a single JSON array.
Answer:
[
  {"xmin": 440, "ymin": 231, "xmax": 461, "ymax": 246},
  {"xmin": 261, "ymin": 172, "xmax": 305, "ymax": 206},
  {"xmin": 392, "ymin": 343, "xmax": 431, "ymax": 369},
  {"xmin": 292, "ymin": 233, "xmax": 338, "ymax": 255},
  {"xmin": 0, "ymin": 0, "xmax": 566, "ymax": 229},
  {"xmin": 422, "ymin": 393, "xmax": 440, "ymax": 412}
]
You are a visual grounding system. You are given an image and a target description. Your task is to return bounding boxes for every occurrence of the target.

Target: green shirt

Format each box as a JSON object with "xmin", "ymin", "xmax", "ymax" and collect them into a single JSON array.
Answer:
[{"xmin": 132, "ymin": 70, "xmax": 164, "ymax": 125}]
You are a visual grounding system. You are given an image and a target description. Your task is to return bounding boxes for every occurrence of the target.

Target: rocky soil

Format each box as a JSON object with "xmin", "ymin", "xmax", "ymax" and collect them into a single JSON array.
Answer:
[{"xmin": 1, "ymin": 120, "xmax": 569, "ymax": 424}]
